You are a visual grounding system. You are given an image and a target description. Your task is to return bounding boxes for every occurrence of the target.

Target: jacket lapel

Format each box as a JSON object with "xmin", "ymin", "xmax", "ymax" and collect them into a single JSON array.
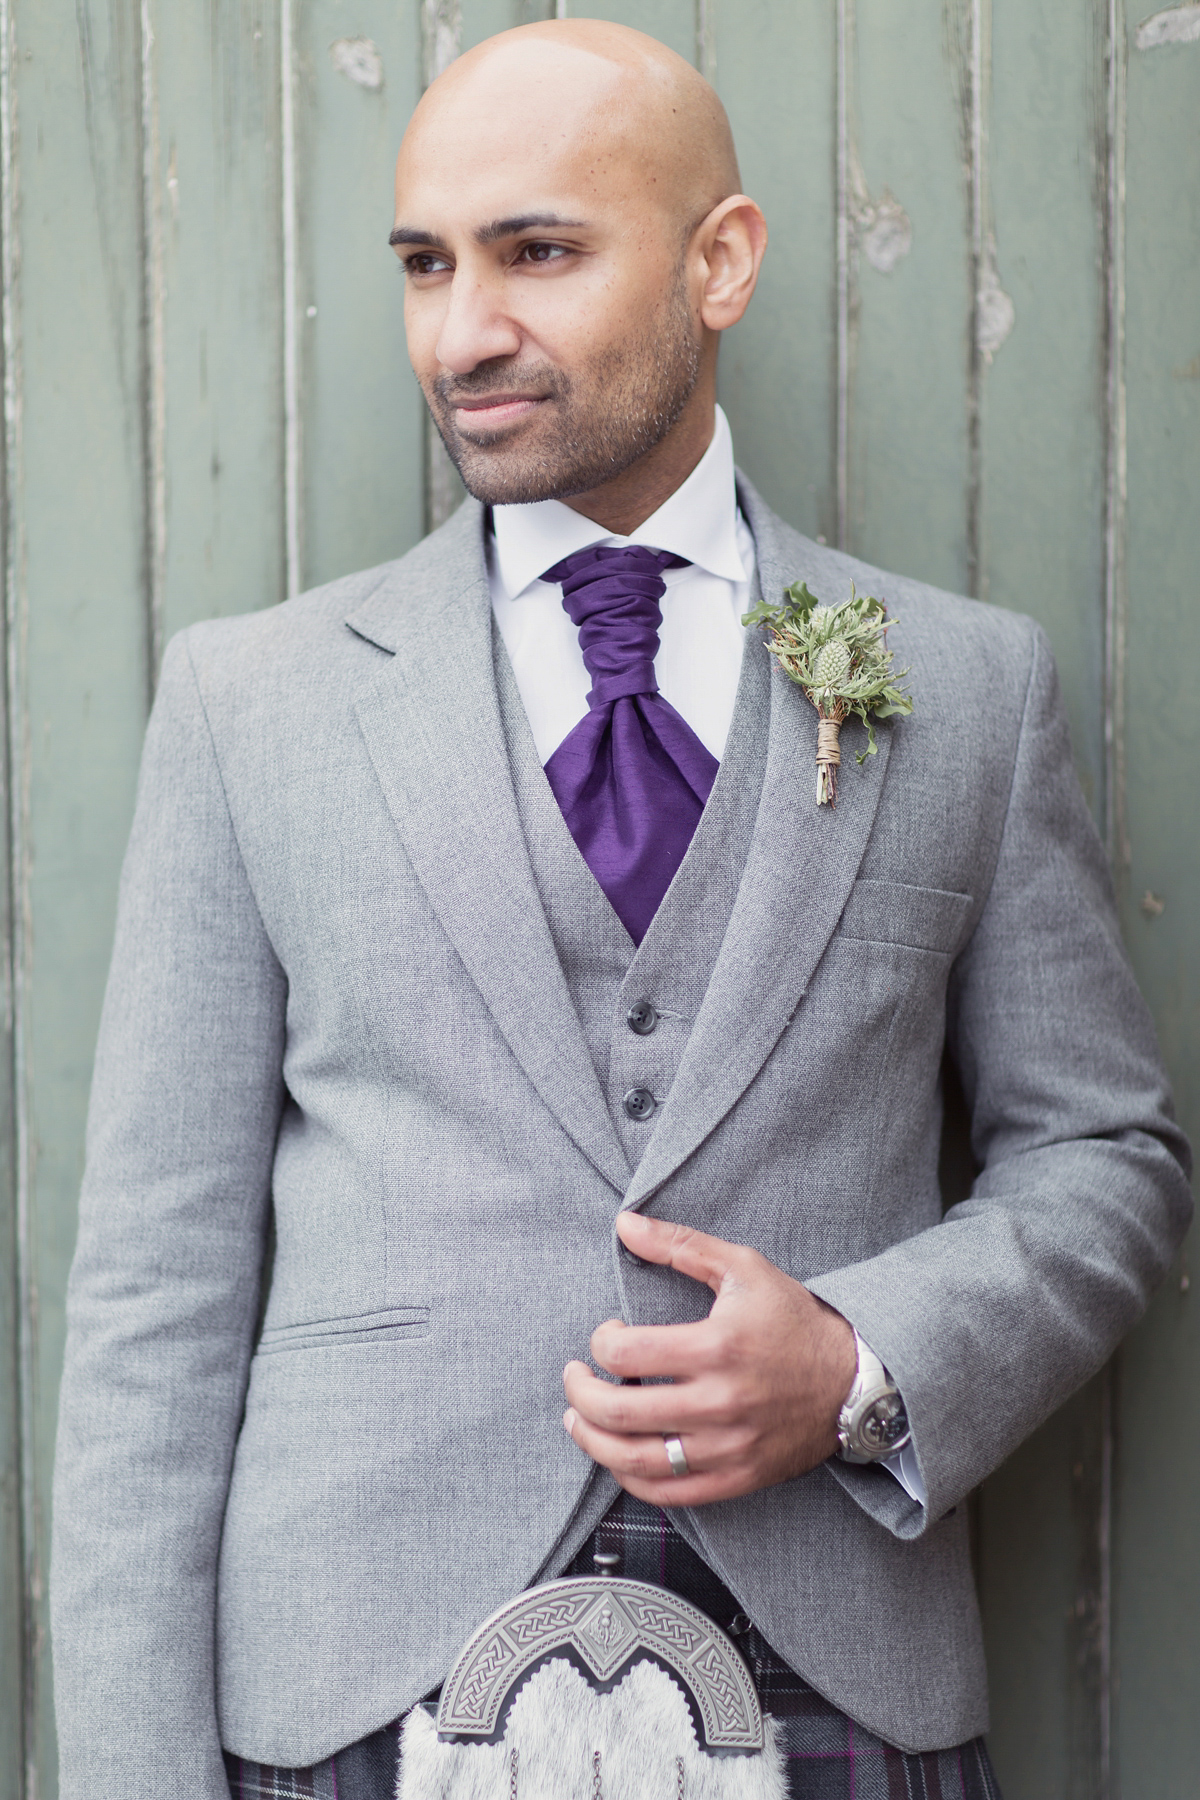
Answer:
[
  {"xmin": 623, "ymin": 481, "xmax": 894, "ymax": 1211},
  {"xmin": 348, "ymin": 501, "xmax": 630, "ymax": 1196}
]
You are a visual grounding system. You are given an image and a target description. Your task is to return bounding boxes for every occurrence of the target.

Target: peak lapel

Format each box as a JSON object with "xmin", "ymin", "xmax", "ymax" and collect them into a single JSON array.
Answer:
[
  {"xmin": 348, "ymin": 501, "xmax": 630, "ymax": 1195},
  {"xmin": 623, "ymin": 487, "xmax": 894, "ymax": 1211}
]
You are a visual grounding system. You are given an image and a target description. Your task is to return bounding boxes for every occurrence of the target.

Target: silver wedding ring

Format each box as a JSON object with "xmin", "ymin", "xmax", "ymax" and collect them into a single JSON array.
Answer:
[{"xmin": 663, "ymin": 1434, "xmax": 689, "ymax": 1478}]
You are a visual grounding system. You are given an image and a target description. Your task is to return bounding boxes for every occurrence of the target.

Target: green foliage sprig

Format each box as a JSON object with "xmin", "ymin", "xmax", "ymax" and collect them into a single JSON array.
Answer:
[{"xmin": 743, "ymin": 580, "xmax": 913, "ymax": 804}]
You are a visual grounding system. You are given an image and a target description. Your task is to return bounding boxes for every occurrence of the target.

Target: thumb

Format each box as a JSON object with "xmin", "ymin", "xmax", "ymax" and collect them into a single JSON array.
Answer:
[{"xmin": 615, "ymin": 1211, "xmax": 743, "ymax": 1298}]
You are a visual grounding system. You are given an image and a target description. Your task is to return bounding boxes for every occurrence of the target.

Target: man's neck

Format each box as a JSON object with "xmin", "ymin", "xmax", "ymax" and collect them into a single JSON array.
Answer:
[{"xmin": 561, "ymin": 388, "xmax": 717, "ymax": 538}]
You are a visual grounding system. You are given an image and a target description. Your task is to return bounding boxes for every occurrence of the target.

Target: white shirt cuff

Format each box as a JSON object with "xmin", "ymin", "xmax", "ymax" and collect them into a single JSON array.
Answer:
[{"xmin": 882, "ymin": 1437, "xmax": 926, "ymax": 1507}]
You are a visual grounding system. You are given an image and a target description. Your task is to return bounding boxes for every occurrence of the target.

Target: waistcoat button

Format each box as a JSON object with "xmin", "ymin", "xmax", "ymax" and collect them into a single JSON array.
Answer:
[
  {"xmin": 623, "ymin": 1087, "xmax": 656, "ymax": 1121},
  {"xmin": 626, "ymin": 998, "xmax": 659, "ymax": 1035}
]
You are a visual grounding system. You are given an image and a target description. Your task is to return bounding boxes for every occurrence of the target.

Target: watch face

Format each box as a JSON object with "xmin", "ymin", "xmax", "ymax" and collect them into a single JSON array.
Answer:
[{"xmin": 861, "ymin": 1393, "xmax": 909, "ymax": 1453}]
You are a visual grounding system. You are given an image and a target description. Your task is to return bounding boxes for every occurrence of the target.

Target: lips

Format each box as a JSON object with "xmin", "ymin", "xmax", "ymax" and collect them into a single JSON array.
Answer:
[{"xmin": 450, "ymin": 393, "xmax": 546, "ymax": 430}]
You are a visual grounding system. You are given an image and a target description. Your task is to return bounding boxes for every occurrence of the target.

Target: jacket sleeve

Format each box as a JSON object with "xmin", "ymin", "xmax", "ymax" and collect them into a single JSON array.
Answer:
[
  {"xmin": 808, "ymin": 624, "xmax": 1193, "ymax": 1535},
  {"xmin": 50, "ymin": 631, "xmax": 288, "ymax": 1799}
]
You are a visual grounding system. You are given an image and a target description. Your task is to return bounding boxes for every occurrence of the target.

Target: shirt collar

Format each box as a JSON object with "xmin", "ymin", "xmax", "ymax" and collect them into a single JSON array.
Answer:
[{"xmin": 490, "ymin": 404, "xmax": 747, "ymax": 601}]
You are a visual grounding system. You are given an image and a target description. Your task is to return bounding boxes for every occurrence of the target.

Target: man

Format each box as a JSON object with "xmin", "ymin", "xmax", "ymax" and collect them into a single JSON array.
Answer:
[{"xmin": 51, "ymin": 19, "xmax": 1190, "ymax": 1800}]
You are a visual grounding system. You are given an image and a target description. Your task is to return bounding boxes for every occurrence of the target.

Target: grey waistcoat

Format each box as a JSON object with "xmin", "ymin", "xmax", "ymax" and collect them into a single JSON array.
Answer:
[{"xmin": 493, "ymin": 611, "xmax": 771, "ymax": 1574}]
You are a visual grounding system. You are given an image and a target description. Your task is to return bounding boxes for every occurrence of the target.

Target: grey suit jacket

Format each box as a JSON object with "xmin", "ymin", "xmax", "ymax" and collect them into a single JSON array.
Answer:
[{"xmin": 50, "ymin": 478, "xmax": 1191, "ymax": 1796}]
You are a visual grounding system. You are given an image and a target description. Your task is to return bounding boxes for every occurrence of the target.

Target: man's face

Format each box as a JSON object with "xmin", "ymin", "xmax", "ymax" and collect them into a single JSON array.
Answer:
[{"xmin": 393, "ymin": 75, "xmax": 704, "ymax": 506}]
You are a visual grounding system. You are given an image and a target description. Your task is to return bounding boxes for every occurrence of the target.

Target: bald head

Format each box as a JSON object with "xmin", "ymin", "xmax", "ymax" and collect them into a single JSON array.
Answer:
[
  {"xmin": 400, "ymin": 20, "xmax": 741, "ymax": 237},
  {"xmin": 392, "ymin": 20, "xmax": 765, "ymax": 528}
]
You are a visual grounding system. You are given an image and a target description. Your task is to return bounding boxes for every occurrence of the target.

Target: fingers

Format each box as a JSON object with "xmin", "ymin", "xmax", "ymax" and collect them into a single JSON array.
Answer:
[
  {"xmin": 563, "ymin": 1360, "xmax": 739, "ymax": 1435},
  {"xmin": 563, "ymin": 1406, "xmax": 692, "ymax": 1481},
  {"xmin": 561, "ymin": 1404, "xmax": 756, "ymax": 1508},
  {"xmin": 586, "ymin": 1318, "xmax": 730, "ymax": 1380},
  {"xmin": 616, "ymin": 1211, "xmax": 755, "ymax": 1295},
  {"xmin": 563, "ymin": 1226, "xmax": 846, "ymax": 1506}
]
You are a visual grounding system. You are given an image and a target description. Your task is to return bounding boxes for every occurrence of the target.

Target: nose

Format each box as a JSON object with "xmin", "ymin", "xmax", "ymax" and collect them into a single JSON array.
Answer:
[{"xmin": 434, "ymin": 271, "xmax": 522, "ymax": 375}]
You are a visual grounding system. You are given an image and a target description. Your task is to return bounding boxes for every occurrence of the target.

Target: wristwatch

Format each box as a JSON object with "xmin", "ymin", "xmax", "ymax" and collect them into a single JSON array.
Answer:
[{"xmin": 836, "ymin": 1327, "xmax": 912, "ymax": 1464}]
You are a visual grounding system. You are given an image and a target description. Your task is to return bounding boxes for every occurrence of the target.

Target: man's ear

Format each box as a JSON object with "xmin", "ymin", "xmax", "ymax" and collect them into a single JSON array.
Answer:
[{"xmin": 694, "ymin": 195, "xmax": 768, "ymax": 333}]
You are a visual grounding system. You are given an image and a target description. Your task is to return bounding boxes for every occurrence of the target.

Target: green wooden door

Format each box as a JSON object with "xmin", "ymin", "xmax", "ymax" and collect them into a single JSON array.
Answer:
[{"xmin": 0, "ymin": 4, "xmax": 1195, "ymax": 1795}]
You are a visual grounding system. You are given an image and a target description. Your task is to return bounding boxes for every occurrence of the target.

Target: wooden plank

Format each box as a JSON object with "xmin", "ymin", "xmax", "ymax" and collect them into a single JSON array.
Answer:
[
  {"xmin": 1111, "ymin": 13, "xmax": 1200, "ymax": 1796},
  {"xmin": 713, "ymin": 0, "xmax": 838, "ymax": 547},
  {"xmin": 973, "ymin": 10, "xmax": 1114, "ymax": 1794},
  {"xmin": 0, "ymin": 965, "xmax": 21, "ymax": 1800},
  {"xmin": 980, "ymin": 0, "xmax": 1107, "ymax": 811},
  {"xmin": 846, "ymin": 0, "xmax": 973, "ymax": 594},
  {"xmin": 7, "ymin": 2, "xmax": 151, "ymax": 1792},
  {"xmin": 0, "ymin": 580, "xmax": 22, "ymax": 1773},
  {"xmin": 979, "ymin": 1379, "xmax": 1116, "ymax": 1800},
  {"xmin": 1, "ymin": 16, "xmax": 24, "ymax": 1792},
  {"xmin": 293, "ymin": 0, "xmax": 425, "ymax": 591},
  {"xmin": 149, "ymin": 0, "xmax": 286, "ymax": 643}
]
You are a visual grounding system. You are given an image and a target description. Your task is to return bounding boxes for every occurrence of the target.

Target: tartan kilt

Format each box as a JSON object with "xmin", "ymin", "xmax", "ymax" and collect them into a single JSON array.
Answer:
[{"xmin": 224, "ymin": 1494, "xmax": 1002, "ymax": 1800}]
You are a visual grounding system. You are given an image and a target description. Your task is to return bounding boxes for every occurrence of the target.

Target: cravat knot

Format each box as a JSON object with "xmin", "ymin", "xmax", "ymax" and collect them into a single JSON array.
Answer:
[
  {"xmin": 539, "ymin": 542, "xmax": 718, "ymax": 947},
  {"xmin": 542, "ymin": 544, "xmax": 688, "ymax": 709}
]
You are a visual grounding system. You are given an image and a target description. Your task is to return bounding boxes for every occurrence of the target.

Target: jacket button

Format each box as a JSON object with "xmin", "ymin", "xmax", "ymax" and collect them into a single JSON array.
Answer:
[
  {"xmin": 623, "ymin": 1087, "xmax": 656, "ymax": 1121},
  {"xmin": 626, "ymin": 998, "xmax": 659, "ymax": 1036}
]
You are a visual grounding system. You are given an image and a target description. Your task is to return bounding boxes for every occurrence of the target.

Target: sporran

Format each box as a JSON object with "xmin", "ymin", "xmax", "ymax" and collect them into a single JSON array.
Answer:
[{"xmin": 396, "ymin": 1576, "xmax": 787, "ymax": 1800}]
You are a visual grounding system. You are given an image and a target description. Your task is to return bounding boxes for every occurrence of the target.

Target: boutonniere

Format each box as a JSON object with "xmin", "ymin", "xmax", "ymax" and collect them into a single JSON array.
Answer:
[{"xmin": 743, "ymin": 581, "xmax": 913, "ymax": 805}]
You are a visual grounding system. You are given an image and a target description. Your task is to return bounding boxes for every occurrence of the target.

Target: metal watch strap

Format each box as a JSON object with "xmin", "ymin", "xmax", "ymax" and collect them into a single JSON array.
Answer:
[{"xmin": 835, "ymin": 1326, "xmax": 912, "ymax": 1464}]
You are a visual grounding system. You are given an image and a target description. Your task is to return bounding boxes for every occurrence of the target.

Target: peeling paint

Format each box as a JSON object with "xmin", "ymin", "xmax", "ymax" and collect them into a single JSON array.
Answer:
[
  {"xmin": 329, "ymin": 37, "xmax": 383, "ymax": 91},
  {"xmin": 1135, "ymin": 4, "xmax": 1200, "ymax": 48},
  {"xmin": 976, "ymin": 231, "xmax": 1015, "ymax": 362},
  {"xmin": 695, "ymin": 0, "xmax": 715, "ymax": 83},
  {"xmin": 422, "ymin": 0, "xmax": 462, "ymax": 85},
  {"xmin": 860, "ymin": 192, "xmax": 912, "ymax": 275},
  {"xmin": 848, "ymin": 147, "xmax": 912, "ymax": 275}
]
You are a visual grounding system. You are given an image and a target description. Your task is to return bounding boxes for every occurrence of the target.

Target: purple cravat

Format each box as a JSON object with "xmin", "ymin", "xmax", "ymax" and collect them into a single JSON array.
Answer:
[{"xmin": 542, "ymin": 544, "xmax": 719, "ymax": 945}]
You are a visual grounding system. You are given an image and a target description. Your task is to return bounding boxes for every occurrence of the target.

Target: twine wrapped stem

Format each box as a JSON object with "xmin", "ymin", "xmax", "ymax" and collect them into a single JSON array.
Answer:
[{"xmin": 815, "ymin": 703, "xmax": 845, "ymax": 805}]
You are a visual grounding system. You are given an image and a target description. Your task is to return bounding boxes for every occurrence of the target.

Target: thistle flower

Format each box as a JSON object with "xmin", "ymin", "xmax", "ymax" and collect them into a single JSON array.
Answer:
[{"xmin": 743, "ymin": 580, "xmax": 913, "ymax": 805}]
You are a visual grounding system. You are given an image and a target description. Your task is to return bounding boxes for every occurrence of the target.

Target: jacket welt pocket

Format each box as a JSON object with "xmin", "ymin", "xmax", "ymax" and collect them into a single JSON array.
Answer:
[
  {"xmin": 835, "ymin": 880, "xmax": 974, "ymax": 955},
  {"xmin": 256, "ymin": 1305, "xmax": 431, "ymax": 1353}
]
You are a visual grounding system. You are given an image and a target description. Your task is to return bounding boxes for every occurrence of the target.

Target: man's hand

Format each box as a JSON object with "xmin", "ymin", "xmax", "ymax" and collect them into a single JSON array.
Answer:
[{"xmin": 562, "ymin": 1211, "xmax": 858, "ymax": 1507}]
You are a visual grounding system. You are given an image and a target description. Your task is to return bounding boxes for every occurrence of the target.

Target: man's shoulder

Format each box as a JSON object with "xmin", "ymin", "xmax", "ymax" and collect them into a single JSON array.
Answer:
[{"xmin": 173, "ymin": 497, "xmax": 486, "ymax": 686}]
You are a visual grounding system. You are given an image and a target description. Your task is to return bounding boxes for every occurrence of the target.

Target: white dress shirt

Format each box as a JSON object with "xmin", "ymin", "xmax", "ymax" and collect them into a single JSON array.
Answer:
[
  {"xmin": 488, "ymin": 405, "xmax": 925, "ymax": 1510},
  {"xmin": 489, "ymin": 405, "xmax": 754, "ymax": 764}
]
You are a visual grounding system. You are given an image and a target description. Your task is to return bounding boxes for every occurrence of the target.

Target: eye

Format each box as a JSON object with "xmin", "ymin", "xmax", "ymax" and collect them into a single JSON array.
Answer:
[
  {"xmin": 517, "ymin": 241, "xmax": 569, "ymax": 265},
  {"xmin": 403, "ymin": 252, "xmax": 452, "ymax": 277}
]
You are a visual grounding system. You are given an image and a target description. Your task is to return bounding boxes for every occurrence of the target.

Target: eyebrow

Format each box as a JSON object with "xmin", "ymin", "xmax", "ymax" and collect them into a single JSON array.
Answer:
[{"xmin": 388, "ymin": 213, "xmax": 588, "ymax": 250}]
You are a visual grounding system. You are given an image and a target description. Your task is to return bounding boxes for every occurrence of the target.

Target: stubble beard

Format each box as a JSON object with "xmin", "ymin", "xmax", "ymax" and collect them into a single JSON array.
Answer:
[{"xmin": 423, "ymin": 270, "xmax": 702, "ymax": 507}]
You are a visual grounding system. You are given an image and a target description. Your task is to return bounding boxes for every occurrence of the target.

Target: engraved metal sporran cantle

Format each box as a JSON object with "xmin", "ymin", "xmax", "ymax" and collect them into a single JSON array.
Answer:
[{"xmin": 396, "ymin": 1575, "xmax": 787, "ymax": 1799}]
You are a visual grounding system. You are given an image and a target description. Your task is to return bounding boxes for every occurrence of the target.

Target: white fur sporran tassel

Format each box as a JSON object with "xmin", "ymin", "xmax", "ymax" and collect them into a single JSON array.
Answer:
[{"xmin": 396, "ymin": 1658, "xmax": 787, "ymax": 1800}]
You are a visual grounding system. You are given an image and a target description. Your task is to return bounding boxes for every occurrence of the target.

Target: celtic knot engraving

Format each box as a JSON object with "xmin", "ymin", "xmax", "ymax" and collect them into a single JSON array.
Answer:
[
  {"xmin": 506, "ymin": 1596, "xmax": 593, "ymax": 1644},
  {"xmin": 625, "ymin": 1602, "xmax": 704, "ymax": 1657},
  {"xmin": 691, "ymin": 1643, "xmax": 750, "ymax": 1730},
  {"xmin": 456, "ymin": 1633, "xmax": 517, "ymax": 1719},
  {"xmin": 436, "ymin": 1576, "xmax": 764, "ymax": 1752}
]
